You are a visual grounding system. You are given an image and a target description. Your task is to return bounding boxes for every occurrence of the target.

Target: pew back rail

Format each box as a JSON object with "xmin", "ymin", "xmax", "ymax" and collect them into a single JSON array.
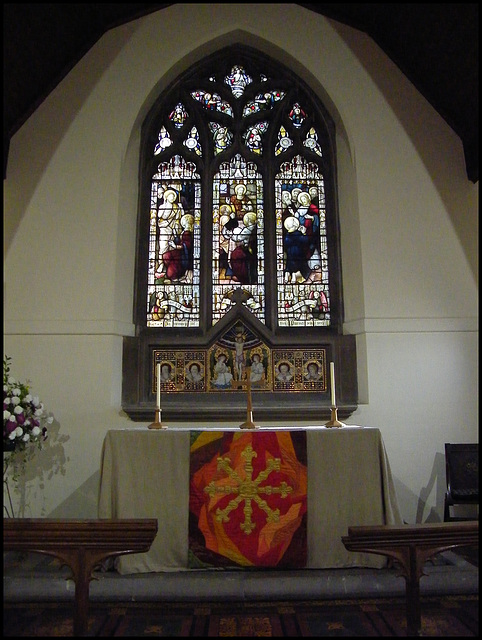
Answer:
[
  {"xmin": 341, "ymin": 521, "xmax": 478, "ymax": 637},
  {"xmin": 4, "ymin": 518, "xmax": 158, "ymax": 637}
]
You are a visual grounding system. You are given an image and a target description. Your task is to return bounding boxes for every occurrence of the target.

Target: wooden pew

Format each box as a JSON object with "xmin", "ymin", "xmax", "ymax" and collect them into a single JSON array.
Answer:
[
  {"xmin": 341, "ymin": 520, "xmax": 478, "ymax": 636},
  {"xmin": 3, "ymin": 518, "xmax": 158, "ymax": 637}
]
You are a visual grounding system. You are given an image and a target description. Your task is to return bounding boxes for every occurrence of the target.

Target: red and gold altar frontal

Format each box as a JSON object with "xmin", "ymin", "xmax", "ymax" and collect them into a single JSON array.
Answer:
[{"xmin": 189, "ymin": 430, "xmax": 307, "ymax": 568}]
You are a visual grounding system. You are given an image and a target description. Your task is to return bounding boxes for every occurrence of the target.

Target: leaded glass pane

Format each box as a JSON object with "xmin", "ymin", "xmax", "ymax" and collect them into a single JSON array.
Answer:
[
  {"xmin": 209, "ymin": 122, "xmax": 233, "ymax": 155},
  {"xmin": 275, "ymin": 126, "xmax": 293, "ymax": 155},
  {"xmin": 169, "ymin": 103, "xmax": 189, "ymax": 128},
  {"xmin": 191, "ymin": 90, "xmax": 233, "ymax": 116},
  {"xmin": 225, "ymin": 65, "xmax": 252, "ymax": 97},
  {"xmin": 154, "ymin": 126, "xmax": 172, "ymax": 155},
  {"xmin": 288, "ymin": 103, "xmax": 307, "ymax": 127},
  {"xmin": 183, "ymin": 126, "xmax": 202, "ymax": 155},
  {"xmin": 147, "ymin": 156, "xmax": 201, "ymax": 327},
  {"xmin": 243, "ymin": 122, "xmax": 268, "ymax": 154},
  {"xmin": 275, "ymin": 156, "xmax": 330, "ymax": 327},
  {"xmin": 243, "ymin": 90, "xmax": 285, "ymax": 116},
  {"xmin": 212, "ymin": 154, "xmax": 264, "ymax": 324},
  {"xmin": 304, "ymin": 127, "xmax": 323, "ymax": 157}
]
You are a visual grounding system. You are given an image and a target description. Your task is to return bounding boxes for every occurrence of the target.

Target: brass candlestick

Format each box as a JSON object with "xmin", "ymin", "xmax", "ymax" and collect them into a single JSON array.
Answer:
[
  {"xmin": 239, "ymin": 367, "xmax": 259, "ymax": 429},
  {"xmin": 148, "ymin": 408, "xmax": 168, "ymax": 429},
  {"xmin": 325, "ymin": 406, "xmax": 345, "ymax": 428}
]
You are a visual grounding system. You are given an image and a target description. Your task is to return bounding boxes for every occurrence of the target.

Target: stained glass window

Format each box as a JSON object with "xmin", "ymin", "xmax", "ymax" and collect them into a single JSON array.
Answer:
[{"xmin": 142, "ymin": 51, "xmax": 336, "ymax": 330}]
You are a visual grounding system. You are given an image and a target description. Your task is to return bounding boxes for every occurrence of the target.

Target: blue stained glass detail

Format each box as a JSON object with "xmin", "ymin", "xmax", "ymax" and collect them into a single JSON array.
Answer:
[
  {"xmin": 275, "ymin": 156, "xmax": 330, "ymax": 327},
  {"xmin": 183, "ymin": 126, "xmax": 202, "ymax": 156},
  {"xmin": 288, "ymin": 103, "xmax": 307, "ymax": 128},
  {"xmin": 154, "ymin": 126, "xmax": 172, "ymax": 155}
]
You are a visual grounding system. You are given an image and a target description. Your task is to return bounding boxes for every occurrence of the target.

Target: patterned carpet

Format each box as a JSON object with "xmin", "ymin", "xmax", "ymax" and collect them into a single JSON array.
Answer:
[{"xmin": 4, "ymin": 595, "xmax": 479, "ymax": 637}]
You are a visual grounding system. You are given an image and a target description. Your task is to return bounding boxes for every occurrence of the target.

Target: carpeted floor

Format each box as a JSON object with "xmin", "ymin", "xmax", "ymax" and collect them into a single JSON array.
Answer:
[{"xmin": 3, "ymin": 595, "xmax": 479, "ymax": 636}]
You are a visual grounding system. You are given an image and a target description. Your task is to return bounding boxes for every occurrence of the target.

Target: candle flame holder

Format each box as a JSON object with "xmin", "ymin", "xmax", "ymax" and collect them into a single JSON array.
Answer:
[
  {"xmin": 148, "ymin": 408, "xmax": 168, "ymax": 429},
  {"xmin": 325, "ymin": 406, "xmax": 345, "ymax": 428}
]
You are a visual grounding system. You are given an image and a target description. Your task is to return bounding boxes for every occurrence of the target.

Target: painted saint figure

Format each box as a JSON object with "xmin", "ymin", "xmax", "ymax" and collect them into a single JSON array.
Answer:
[
  {"xmin": 157, "ymin": 188, "xmax": 184, "ymax": 277},
  {"xmin": 186, "ymin": 362, "xmax": 203, "ymax": 383},
  {"xmin": 162, "ymin": 213, "xmax": 194, "ymax": 282},
  {"xmin": 276, "ymin": 362, "xmax": 293, "ymax": 382},
  {"xmin": 305, "ymin": 362, "xmax": 321, "ymax": 381},
  {"xmin": 250, "ymin": 353, "xmax": 264, "ymax": 384},
  {"xmin": 212, "ymin": 353, "xmax": 233, "ymax": 388}
]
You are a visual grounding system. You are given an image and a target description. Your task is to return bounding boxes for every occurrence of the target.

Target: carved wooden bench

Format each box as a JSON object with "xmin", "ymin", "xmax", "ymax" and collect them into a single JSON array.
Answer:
[
  {"xmin": 341, "ymin": 520, "xmax": 478, "ymax": 636},
  {"xmin": 3, "ymin": 518, "xmax": 158, "ymax": 637}
]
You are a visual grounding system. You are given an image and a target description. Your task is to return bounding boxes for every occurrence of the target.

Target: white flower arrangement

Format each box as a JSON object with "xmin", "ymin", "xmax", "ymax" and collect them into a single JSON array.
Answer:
[{"xmin": 3, "ymin": 355, "xmax": 53, "ymax": 454}]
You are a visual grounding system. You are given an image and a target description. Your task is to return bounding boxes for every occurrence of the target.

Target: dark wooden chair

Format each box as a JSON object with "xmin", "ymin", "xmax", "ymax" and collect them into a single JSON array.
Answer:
[{"xmin": 444, "ymin": 443, "xmax": 479, "ymax": 522}]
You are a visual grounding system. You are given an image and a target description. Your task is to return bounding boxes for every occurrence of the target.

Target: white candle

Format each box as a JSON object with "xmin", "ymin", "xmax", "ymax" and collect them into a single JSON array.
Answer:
[
  {"xmin": 156, "ymin": 363, "xmax": 161, "ymax": 409},
  {"xmin": 330, "ymin": 361, "xmax": 336, "ymax": 407}
]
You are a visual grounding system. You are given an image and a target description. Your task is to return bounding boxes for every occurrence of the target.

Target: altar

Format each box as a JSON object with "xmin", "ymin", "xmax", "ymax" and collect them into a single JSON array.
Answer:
[{"xmin": 98, "ymin": 426, "xmax": 402, "ymax": 574}]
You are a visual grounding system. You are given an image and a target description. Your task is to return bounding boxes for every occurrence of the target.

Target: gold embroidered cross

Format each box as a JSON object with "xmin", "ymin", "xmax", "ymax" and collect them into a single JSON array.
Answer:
[{"xmin": 204, "ymin": 443, "xmax": 293, "ymax": 534}]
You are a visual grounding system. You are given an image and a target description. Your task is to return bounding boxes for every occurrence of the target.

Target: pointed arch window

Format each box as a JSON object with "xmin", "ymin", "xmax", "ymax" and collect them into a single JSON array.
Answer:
[{"xmin": 123, "ymin": 45, "xmax": 357, "ymax": 422}]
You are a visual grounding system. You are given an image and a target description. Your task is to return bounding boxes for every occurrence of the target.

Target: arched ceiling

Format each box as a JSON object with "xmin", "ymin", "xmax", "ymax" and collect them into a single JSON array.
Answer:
[{"xmin": 3, "ymin": 3, "xmax": 478, "ymax": 182}]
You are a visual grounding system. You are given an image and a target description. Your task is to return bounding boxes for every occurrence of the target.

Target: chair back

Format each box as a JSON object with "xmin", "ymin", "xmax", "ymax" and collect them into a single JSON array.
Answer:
[{"xmin": 445, "ymin": 443, "xmax": 479, "ymax": 500}]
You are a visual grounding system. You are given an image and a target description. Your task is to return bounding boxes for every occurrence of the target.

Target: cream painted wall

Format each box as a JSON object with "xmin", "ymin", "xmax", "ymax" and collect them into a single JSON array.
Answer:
[{"xmin": 4, "ymin": 4, "xmax": 478, "ymax": 523}]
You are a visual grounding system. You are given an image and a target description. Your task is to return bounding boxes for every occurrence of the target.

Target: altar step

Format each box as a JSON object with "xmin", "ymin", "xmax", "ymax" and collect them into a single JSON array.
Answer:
[{"xmin": 4, "ymin": 548, "xmax": 478, "ymax": 604}]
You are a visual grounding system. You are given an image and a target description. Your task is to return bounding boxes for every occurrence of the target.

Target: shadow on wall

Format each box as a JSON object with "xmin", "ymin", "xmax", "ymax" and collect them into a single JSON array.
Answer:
[
  {"xmin": 4, "ymin": 421, "xmax": 70, "ymax": 518},
  {"xmin": 48, "ymin": 470, "xmax": 101, "ymax": 519},
  {"xmin": 393, "ymin": 451, "xmax": 448, "ymax": 524},
  {"xmin": 417, "ymin": 451, "xmax": 447, "ymax": 523}
]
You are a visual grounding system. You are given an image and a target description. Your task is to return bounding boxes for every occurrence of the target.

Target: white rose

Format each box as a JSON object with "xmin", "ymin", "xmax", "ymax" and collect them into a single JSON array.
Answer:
[
  {"xmin": 11, "ymin": 396, "xmax": 20, "ymax": 406},
  {"xmin": 34, "ymin": 408, "xmax": 44, "ymax": 417},
  {"xmin": 22, "ymin": 433, "xmax": 30, "ymax": 442},
  {"xmin": 3, "ymin": 410, "xmax": 12, "ymax": 420},
  {"xmin": 12, "ymin": 387, "xmax": 21, "ymax": 396},
  {"xmin": 8, "ymin": 432, "xmax": 16, "ymax": 440},
  {"xmin": 31, "ymin": 426, "xmax": 41, "ymax": 437},
  {"xmin": 14, "ymin": 405, "xmax": 24, "ymax": 415},
  {"xmin": 32, "ymin": 396, "xmax": 40, "ymax": 407},
  {"xmin": 14, "ymin": 426, "xmax": 24, "ymax": 437}
]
